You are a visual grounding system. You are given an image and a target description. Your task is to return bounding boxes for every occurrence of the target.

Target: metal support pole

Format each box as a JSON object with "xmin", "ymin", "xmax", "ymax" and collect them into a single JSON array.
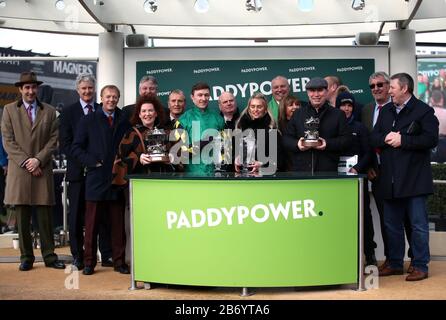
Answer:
[
  {"xmin": 62, "ymin": 176, "xmax": 68, "ymax": 236},
  {"xmin": 241, "ymin": 287, "xmax": 254, "ymax": 297},
  {"xmin": 128, "ymin": 180, "xmax": 141, "ymax": 290},
  {"xmin": 357, "ymin": 177, "xmax": 366, "ymax": 291},
  {"xmin": 53, "ymin": 168, "xmax": 68, "ymax": 245}
]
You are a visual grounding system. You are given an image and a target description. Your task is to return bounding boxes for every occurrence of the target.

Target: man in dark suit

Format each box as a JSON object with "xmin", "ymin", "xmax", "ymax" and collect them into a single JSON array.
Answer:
[
  {"xmin": 122, "ymin": 75, "xmax": 158, "ymax": 120},
  {"xmin": 371, "ymin": 73, "xmax": 439, "ymax": 281},
  {"xmin": 72, "ymin": 85, "xmax": 130, "ymax": 275},
  {"xmin": 164, "ymin": 89, "xmax": 186, "ymax": 130},
  {"xmin": 59, "ymin": 75, "xmax": 111, "ymax": 271},
  {"xmin": 218, "ymin": 91, "xmax": 240, "ymax": 130},
  {"xmin": 362, "ymin": 71, "xmax": 412, "ymax": 270}
]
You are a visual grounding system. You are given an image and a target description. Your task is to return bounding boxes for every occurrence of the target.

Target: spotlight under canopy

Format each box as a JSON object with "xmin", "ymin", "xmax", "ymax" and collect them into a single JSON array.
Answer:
[
  {"xmin": 144, "ymin": 0, "xmax": 158, "ymax": 13},
  {"xmin": 246, "ymin": 0, "xmax": 262, "ymax": 12},
  {"xmin": 55, "ymin": 0, "xmax": 65, "ymax": 11},
  {"xmin": 194, "ymin": 0, "xmax": 209, "ymax": 13},
  {"xmin": 298, "ymin": 0, "xmax": 314, "ymax": 12},
  {"xmin": 352, "ymin": 0, "xmax": 365, "ymax": 11}
]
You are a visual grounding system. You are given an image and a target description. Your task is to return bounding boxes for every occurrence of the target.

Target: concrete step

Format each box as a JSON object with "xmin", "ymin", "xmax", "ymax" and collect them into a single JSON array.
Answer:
[{"xmin": 0, "ymin": 233, "xmax": 19, "ymax": 249}]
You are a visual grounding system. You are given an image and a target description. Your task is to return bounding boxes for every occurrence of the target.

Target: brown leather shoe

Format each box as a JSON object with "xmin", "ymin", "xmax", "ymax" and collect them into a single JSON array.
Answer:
[
  {"xmin": 406, "ymin": 269, "xmax": 428, "ymax": 281},
  {"xmin": 407, "ymin": 262, "xmax": 414, "ymax": 274},
  {"xmin": 378, "ymin": 259, "xmax": 390, "ymax": 272},
  {"xmin": 379, "ymin": 266, "xmax": 404, "ymax": 276}
]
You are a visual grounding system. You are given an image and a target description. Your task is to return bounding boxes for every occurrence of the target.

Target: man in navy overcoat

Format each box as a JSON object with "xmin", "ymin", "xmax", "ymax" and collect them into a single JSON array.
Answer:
[
  {"xmin": 371, "ymin": 73, "xmax": 439, "ymax": 281},
  {"xmin": 72, "ymin": 85, "xmax": 130, "ymax": 275}
]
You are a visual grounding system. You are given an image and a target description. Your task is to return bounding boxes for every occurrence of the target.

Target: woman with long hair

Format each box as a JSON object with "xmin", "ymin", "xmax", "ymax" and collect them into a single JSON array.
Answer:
[{"xmin": 235, "ymin": 92, "xmax": 283, "ymax": 173}]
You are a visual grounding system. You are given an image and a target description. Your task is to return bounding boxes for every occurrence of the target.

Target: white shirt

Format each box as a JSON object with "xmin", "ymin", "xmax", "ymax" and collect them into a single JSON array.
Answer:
[
  {"xmin": 373, "ymin": 97, "xmax": 391, "ymax": 127},
  {"xmin": 79, "ymin": 99, "xmax": 95, "ymax": 115}
]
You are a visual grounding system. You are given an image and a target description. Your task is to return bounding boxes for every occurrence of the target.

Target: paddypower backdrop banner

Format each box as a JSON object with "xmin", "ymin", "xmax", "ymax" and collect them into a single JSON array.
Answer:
[
  {"xmin": 136, "ymin": 59, "xmax": 374, "ymax": 112},
  {"xmin": 132, "ymin": 178, "xmax": 358, "ymax": 287}
]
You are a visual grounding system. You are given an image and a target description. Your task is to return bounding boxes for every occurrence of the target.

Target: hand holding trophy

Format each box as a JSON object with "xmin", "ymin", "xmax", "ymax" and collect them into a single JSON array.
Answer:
[
  {"xmin": 143, "ymin": 127, "xmax": 170, "ymax": 163},
  {"xmin": 299, "ymin": 116, "xmax": 322, "ymax": 150},
  {"xmin": 234, "ymin": 130, "xmax": 259, "ymax": 175}
]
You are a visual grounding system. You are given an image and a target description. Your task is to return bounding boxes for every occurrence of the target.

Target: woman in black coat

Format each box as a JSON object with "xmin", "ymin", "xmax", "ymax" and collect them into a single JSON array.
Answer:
[{"xmin": 234, "ymin": 92, "xmax": 283, "ymax": 174}]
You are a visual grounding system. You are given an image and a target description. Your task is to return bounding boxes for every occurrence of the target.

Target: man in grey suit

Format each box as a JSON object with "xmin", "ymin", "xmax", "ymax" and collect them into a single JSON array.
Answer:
[{"xmin": 361, "ymin": 71, "xmax": 412, "ymax": 271}]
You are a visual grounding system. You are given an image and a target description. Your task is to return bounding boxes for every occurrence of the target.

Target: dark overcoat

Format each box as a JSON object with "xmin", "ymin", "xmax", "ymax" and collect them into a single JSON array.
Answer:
[
  {"xmin": 370, "ymin": 96, "xmax": 439, "ymax": 199},
  {"xmin": 71, "ymin": 107, "xmax": 130, "ymax": 201},
  {"xmin": 59, "ymin": 101, "xmax": 100, "ymax": 182}
]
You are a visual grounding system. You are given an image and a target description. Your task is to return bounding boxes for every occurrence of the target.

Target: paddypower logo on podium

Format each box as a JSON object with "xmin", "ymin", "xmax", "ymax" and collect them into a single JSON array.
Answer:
[{"xmin": 166, "ymin": 199, "xmax": 322, "ymax": 229}]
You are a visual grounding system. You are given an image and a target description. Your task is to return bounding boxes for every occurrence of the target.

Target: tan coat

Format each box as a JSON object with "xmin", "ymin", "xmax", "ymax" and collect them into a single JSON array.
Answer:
[{"xmin": 1, "ymin": 100, "xmax": 58, "ymax": 205}]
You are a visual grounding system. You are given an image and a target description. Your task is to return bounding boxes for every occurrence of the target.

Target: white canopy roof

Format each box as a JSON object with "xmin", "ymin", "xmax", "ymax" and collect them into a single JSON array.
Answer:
[{"xmin": 0, "ymin": 0, "xmax": 445, "ymax": 40}]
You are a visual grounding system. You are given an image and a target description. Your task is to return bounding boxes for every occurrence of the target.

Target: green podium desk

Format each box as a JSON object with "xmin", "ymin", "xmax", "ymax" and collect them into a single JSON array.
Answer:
[{"xmin": 128, "ymin": 172, "xmax": 365, "ymax": 291}]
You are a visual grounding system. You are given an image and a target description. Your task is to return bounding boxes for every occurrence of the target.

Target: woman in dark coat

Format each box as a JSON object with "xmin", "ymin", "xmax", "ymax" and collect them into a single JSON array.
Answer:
[
  {"xmin": 278, "ymin": 95, "xmax": 301, "ymax": 133},
  {"xmin": 278, "ymin": 95, "xmax": 301, "ymax": 171},
  {"xmin": 234, "ymin": 92, "xmax": 283, "ymax": 174}
]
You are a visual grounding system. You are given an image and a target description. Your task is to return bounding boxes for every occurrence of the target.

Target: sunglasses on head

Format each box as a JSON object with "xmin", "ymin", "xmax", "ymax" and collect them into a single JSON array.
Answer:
[{"xmin": 369, "ymin": 82, "xmax": 386, "ymax": 89}]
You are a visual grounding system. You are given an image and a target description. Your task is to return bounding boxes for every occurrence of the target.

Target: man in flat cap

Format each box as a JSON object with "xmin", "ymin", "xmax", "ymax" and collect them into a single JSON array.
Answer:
[
  {"xmin": 283, "ymin": 77, "xmax": 352, "ymax": 172},
  {"xmin": 1, "ymin": 71, "xmax": 65, "ymax": 271}
]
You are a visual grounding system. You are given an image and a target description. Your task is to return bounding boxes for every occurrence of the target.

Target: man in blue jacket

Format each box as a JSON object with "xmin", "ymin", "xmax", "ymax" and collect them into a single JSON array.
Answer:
[
  {"xmin": 72, "ymin": 85, "xmax": 130, "ymax": 275},
  {"xmin": 371, "ymin": 73, "xmax": 439, "ymax": 281},
  {"xmin": 59, "ymin": 73, "xmax": 113, "ymax": 271}
]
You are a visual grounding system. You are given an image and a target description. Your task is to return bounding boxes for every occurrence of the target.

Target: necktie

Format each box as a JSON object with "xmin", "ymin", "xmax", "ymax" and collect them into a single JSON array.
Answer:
[
  {"xmin": 26, "ymin": 105, "xmax": 33, "ymax": 125},
  {"xmin": 108, "ymin": 115, "xmax": 113, "ymax": 127},
  {"xmin": 86, "ymin": 104, "xmax": 93, "ymax": 114}
]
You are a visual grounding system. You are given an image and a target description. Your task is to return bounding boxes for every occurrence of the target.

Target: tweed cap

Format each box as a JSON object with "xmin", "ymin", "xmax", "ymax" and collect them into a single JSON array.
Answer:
[{"xmin": 305, "ymin": 77, "xmax": 328, "ymax": 90}]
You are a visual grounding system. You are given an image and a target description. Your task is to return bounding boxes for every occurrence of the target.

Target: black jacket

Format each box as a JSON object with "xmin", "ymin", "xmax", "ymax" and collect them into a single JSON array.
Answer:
[
  {"xmin": 236, "ymin": 112, "xmax": 285, "ymax": 172},
  {"xmin": 122, "ymin": 103, "xmax": 136, "ymax": 121},
  {"xmin": 72, "ymin": 107, "xmax": 130, "ymax": 201},
  {"xmin": 344, "ymin": 116, "xmax": 372, "ymax": 173},
  {"xmin": 283, "ymin": 102, "xmax": 352, "ymax": 172},
  {"xmin": 370, "ymin": 96, "xmax": 439, "ymax": 199},
  {"xmin": 221, "ymin": 110, "xmax": 240, "ymax": 130},
  {"xmin": 59, "ymin": 101, "xmax": 100, "ymax": 181}
]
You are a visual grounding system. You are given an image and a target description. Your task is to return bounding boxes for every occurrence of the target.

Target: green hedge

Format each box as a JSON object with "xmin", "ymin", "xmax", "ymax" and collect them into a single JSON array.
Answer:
[{"xmin": 428, "ymin": 163, "xmax": 446, "ymax": 217}]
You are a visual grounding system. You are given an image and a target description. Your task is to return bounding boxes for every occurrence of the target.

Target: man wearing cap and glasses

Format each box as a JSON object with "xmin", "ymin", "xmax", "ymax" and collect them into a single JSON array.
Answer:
[
  {"xmin": 283, "ymin": 77, "xmax": 352, "ymax": 172},
  {"xmin": 1, "ymin": 71, "xmax": 65, "ymax": 271}
]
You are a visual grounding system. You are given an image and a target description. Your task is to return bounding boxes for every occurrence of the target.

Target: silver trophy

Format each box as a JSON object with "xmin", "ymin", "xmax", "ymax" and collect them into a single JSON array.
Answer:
[
  {"xmin": 143, "ymin": 127, "xmax": 170, "ymax": 162},
  {"xmin": 240, "ymin": 131, "xmax": 256, "ymax": 174},
  {"xmin": 303, "ymin": 116, "xmax": 321, "ymax": 147},
  {"xmin": 213, "ymin": 132, "xmax": 225, "ymax": 173},
  {"xmin": 214, "ymin": 130, "xmax": 233, "ymax": 173}
]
